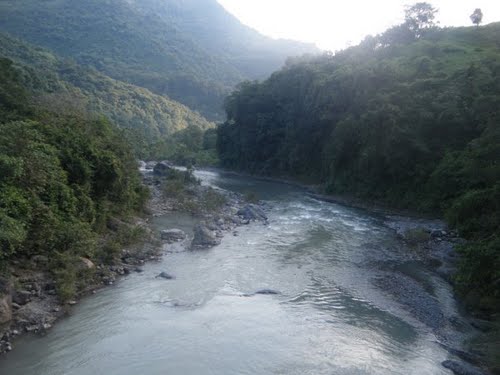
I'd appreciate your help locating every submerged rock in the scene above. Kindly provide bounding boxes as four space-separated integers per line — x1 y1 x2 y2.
243 289 281 297
237 204 267 222
442 360 487 375
255 289 280 295
156 272 175 280
161 229 186 243
191 224 221 249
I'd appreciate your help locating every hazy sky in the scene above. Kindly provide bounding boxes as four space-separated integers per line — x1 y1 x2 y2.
217 0 500 51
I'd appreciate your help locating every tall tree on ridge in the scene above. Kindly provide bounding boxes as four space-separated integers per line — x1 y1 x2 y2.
405 2 439 38
470 8 483 27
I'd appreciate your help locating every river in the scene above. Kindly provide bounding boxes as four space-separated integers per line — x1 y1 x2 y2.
0 169 467 374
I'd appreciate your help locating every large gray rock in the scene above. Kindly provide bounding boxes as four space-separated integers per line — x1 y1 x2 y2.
237 204 267 222
153 161 173 176
191 224 220 249
161 229 186 243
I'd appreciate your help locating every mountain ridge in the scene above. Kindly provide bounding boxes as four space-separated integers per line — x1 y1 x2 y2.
0 32 213 143
0 0 318 119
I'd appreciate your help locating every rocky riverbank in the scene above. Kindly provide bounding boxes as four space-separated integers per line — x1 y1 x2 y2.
0 162 271 356
381 215 494 375
0 218 160 355
142 161 269 250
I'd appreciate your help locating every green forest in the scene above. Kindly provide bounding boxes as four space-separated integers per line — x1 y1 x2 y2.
0 57 148 300
0 33 213 151
218 20 500 312
0 0 316 120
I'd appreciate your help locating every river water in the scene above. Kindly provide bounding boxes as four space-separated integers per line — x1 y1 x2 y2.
0 170 464 374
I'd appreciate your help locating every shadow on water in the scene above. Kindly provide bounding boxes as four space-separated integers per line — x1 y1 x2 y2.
285 276 419 347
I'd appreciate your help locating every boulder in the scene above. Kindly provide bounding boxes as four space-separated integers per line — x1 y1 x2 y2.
237 204 267 222
153 161 173 176
191 224 221 249
12 290 31 306
160 229 186 243
79 257 95 270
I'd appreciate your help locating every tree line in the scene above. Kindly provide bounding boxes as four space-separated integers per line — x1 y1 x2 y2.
0 57 148 300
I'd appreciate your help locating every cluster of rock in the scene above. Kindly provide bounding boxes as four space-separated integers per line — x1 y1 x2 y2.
160 229 187 243
0 272 61 355
188 204 268 250
384 215 464 282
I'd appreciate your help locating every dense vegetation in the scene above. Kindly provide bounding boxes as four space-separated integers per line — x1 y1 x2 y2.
0 57 148 300
0 33 213 149
218 22 500 312
0 0 317 120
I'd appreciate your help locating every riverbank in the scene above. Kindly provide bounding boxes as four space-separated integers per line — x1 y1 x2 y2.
0 162 269 356
0 167 495 374
142 162 269 249
0 217 160 355
206 168 497 375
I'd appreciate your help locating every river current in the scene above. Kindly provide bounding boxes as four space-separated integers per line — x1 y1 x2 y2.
0 169 464 374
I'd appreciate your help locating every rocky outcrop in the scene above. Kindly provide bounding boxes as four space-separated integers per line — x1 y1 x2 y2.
161 229 186 243
191 224 221 249
237 204 268 222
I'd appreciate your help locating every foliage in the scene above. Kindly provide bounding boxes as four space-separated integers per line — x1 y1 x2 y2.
217 21 500 311
198 188 227 212
0 33 214 150
0 58 147 300
0 0 317 120
404 2 439 37
145 127 219 167
470 9 484 27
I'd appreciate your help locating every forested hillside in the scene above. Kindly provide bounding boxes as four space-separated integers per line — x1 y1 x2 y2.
0 33 213 148
0 57 148 300
217 22 500 311
0 0 317 119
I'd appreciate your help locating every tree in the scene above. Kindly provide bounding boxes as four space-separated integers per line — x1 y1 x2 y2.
470 8 483 27
405 2 439 38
